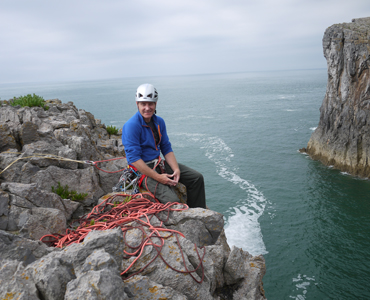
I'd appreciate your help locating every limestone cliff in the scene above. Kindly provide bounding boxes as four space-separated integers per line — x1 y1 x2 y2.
0 99 266 300
305 17 370 177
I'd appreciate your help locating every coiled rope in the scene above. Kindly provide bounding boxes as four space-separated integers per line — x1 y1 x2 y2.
40 193 205 283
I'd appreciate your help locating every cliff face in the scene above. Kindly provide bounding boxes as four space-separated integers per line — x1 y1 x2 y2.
0 100 266 300
306 17 370 177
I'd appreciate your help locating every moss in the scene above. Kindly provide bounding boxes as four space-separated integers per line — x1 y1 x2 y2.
51 182 88 202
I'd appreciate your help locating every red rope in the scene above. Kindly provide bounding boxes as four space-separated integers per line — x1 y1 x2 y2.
91 157 126 173
40 192 205 283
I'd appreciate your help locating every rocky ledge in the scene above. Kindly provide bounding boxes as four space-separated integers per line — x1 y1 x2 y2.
303 17 370 177
0 100 266 299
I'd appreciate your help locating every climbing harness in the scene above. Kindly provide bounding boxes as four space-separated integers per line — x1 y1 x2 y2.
40 193 206 283
112 167 142 194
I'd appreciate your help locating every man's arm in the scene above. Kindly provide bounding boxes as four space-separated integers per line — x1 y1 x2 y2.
131 157 178 187
164 151 180 183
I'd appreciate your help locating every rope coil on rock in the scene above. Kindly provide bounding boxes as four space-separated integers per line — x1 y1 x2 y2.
40 193 206 283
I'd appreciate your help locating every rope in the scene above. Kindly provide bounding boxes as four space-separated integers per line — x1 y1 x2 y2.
91 157 126 173
40 193 205 283
0 151 126 175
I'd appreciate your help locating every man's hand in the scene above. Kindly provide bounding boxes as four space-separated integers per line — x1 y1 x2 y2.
131 157 180 187
164 152 180 185
157 172 178 186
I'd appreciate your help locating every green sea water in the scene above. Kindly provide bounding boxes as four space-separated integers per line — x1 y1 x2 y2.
1 69 370 299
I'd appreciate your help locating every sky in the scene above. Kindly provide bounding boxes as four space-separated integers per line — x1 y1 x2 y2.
1 0 370 83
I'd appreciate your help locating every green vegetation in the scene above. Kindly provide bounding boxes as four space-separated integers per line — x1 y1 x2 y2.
106 125 119 136
51 182 88 202
10 93 49 110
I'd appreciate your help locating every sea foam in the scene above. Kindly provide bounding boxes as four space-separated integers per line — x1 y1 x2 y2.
174 133 268 255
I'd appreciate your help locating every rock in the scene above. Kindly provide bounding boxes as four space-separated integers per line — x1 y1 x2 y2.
0 123 18 151
65 249 128 300
0 259 40 300
18 207 67 240
124 275 187 299
0 99 267 299
62 228 125 275
224 246 253 285
232 254 266 300
25 252 75 300
0 230 54 265
223 246 266 300
20 121 39 146
305 17 370 177
158 206 224 247
1 182 80 220
65 269 129 300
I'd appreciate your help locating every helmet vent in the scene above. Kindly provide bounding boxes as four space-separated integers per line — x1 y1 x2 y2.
135 84 158 102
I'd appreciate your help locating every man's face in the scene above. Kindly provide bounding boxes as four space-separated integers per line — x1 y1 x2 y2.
137 101 156 122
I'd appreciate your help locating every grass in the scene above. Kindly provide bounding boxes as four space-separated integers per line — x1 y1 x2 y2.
10 93 49 110
51 182 88 202
106 125 119 136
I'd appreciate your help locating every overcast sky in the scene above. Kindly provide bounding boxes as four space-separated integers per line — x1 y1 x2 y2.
1 0 369 83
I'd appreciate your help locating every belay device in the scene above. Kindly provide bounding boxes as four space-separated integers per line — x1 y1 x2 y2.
112 167 142 194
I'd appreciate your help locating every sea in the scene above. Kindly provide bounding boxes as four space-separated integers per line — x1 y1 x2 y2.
1 69 370 300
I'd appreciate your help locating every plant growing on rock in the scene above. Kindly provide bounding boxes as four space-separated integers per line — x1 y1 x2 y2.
106 125 119 136
10 93 49 110
51 182 88 202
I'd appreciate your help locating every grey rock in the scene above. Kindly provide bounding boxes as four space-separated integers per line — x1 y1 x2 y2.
0 123 18 151
1 182 80 220
25 251 75 300
25 165 104 206
122 231 214 300
20 121 39 146
7 204 29 231
78 249 120 276
124 275 187 299
159 207 224 247
0 230 54 265
19 207 67 240
0 189 9 217
0 99 267 299
65 269 128 300
232 255 266 300
305 17 370 177
224 246 252 285
96 155 127 194
0 105 21 125
205 244 227 288
0 259 39 300
62 228 125 275
0 151 26 182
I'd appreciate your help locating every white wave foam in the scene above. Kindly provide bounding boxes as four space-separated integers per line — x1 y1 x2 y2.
179 134 267 255
309 127 317 131
289 274 316 300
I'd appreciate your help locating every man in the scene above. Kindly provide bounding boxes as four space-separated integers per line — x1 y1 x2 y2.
121 83 206 208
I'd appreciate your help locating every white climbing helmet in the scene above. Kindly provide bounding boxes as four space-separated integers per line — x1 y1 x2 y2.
135 84 158 102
